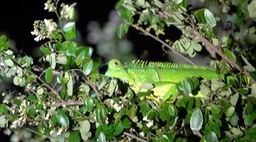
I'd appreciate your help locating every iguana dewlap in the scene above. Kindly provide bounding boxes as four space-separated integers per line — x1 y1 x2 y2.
103 59 221 102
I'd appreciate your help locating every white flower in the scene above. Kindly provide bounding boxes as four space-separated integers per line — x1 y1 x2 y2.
60 3 76 20
146 120 154 128
113 103 122 112
44 19 57 33
31 19 57 42
57 128 63 135
44 0 58 12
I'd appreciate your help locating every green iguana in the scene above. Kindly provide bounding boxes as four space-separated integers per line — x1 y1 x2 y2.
102 59 223 102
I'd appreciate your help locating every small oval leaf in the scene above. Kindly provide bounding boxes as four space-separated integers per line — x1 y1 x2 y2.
83 60 93 75
40 47 51 55
98 132 106 142
57 109 69 128
63 22 77 40
190 108 203 131
45 67 53 83
67 75 73 96
204 9 216 27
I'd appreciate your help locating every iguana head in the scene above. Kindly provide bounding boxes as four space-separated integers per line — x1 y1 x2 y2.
101 59 135 85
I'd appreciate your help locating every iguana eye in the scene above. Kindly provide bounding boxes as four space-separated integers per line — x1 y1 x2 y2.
114 61 120 66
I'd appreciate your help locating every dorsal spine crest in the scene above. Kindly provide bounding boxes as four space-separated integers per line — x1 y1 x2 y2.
128 60 215 71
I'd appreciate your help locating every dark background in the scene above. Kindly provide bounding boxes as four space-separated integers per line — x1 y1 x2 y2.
0 0 173 61
0 0 116 54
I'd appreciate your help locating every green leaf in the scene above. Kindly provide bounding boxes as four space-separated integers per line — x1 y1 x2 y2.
62 41 77 52
190 108 203 131
147 110 155 120
210 104 221 115
4 58 14 67
194 8 216 27
36 86 44 95
229 115 238 126
50 53 56 69
98 132 106 142
206 131 219 142
241 55 255 72
75 46 93 66
230 93 239 106
248 1 256 18
40 47 51 55
231 128 243 136
194 9 207 24
57 109 69 128
117 23 129 39
168 105 178 116
153 0 163 8
252 83 256 97
56 54 67 65
82 59 93 75
209 121 221 137
80 120 91 141
67 75 73 96
86 98 94 112
0 35 9 51
66 43 77 56
28 108 37 117
13 76 21 86
243 113 253 126
96 107 107 124
140 102 151 116
174 0 183 4
45 67 53 83
101 125 114 135
223 49 236 62
75 46 93 58
246 127 256 139
159 104 171 121
122 117 131 128
226 106 235 118
137 0 145 6
115 0 124 9
28 94 37 102
63 22 77 40
0 116 7 128
113 121 124 136
69 131 80 142
204 9 216 27
191 40 202 51
0 104 8 114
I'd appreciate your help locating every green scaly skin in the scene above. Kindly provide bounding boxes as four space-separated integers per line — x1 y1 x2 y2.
104 59 223 102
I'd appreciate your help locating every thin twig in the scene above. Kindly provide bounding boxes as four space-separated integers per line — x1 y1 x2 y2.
33 66 60 75
124 132 148 142
190 27 255 82
37 77 62 99
84 76 103 103
33 66 104 103
56 100 84 107
131 24 196 65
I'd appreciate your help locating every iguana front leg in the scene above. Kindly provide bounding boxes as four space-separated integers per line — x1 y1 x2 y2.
132 82 179 103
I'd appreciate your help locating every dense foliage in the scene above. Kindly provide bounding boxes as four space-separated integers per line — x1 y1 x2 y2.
0 0 256 141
